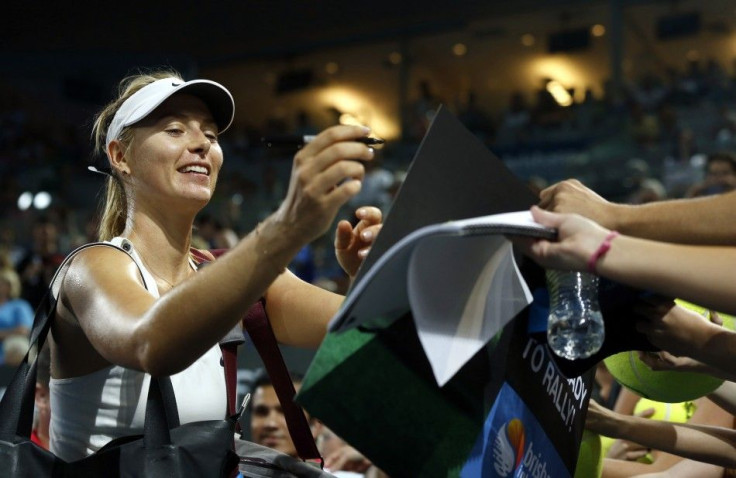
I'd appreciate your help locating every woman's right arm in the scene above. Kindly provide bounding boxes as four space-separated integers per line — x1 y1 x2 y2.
59 125 375 377
58 223 293 378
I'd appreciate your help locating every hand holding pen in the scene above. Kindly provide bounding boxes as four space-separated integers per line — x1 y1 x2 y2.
262 134 385 149
270 125 376 244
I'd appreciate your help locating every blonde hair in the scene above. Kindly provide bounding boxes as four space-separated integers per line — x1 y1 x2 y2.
3 334 30 367
91 69 183 241
0 267 22 299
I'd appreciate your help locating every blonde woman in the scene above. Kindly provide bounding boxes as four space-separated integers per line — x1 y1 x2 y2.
0 267 33 364
48 70 382 460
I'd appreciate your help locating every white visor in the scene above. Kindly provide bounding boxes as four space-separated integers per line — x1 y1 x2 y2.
105 77 235 151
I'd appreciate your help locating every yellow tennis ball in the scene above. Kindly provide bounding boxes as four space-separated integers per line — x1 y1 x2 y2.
574 430 603 478
633 398 691 423
604 300 733 403
629 398 694 464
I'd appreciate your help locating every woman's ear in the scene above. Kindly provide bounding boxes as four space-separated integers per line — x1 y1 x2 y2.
107 140 130 175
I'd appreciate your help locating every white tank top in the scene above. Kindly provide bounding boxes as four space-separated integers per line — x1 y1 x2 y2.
49 237 228 462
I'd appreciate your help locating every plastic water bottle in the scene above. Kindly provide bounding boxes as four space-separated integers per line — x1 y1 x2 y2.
546 269 605 360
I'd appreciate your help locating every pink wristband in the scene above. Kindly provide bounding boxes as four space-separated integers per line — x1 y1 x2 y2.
587 231 620 274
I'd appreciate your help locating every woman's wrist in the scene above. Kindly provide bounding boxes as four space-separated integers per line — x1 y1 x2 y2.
251 216 300 274
587 230 620 274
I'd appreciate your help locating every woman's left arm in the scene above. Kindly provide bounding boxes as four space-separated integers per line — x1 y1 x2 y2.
264 206 383 347
264 270 344 347
334 206 383 281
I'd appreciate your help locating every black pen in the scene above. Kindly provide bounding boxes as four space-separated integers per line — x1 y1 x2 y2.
262 135 385 148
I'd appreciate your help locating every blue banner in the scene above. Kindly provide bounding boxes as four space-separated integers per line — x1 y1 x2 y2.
462 382 568 478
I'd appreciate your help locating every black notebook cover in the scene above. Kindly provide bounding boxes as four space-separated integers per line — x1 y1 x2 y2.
352 105 660 378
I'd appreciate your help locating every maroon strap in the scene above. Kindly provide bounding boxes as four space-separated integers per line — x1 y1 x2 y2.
190 248 240 418
221 344 239 416
196 247 321 462
243 300 322 462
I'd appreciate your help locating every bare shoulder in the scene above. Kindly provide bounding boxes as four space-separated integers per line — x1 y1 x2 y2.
53 245 145 377
58 245 144 321
62 244 141 292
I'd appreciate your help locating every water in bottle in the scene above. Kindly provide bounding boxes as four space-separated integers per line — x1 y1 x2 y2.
546 269 605 360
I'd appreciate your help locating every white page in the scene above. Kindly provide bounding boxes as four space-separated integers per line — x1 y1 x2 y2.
408 236 532 386
329 210 548 346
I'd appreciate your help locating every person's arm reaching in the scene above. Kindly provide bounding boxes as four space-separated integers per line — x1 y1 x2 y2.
706 381 736 417
602 456 725 478
586 399 736 468
634 305 736 381
264 206 382 348
539 179 736 245
516 206 736 316
639 350 736 382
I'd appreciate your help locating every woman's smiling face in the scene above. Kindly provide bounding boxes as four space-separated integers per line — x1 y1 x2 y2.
125 93 224 209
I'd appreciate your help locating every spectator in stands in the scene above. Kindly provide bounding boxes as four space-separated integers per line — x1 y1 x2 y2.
249 370 379 476
407 80 442 141
3 333 29 367
347 157 394 216
293 109 319 137
713 104 736 146
14 215 65 310
685 151 736 198
496 91 531 147
288 243 317 284
621 158 651 199
249 371 304 458
627 103 661 149
626 74 669 113
572 87 604 135
656 102 683 150
457 91 494 144
530 78 565 129
32 344 51 450
622 159 667 204
0 267 33 365
193 213 240 250
628 178 667 204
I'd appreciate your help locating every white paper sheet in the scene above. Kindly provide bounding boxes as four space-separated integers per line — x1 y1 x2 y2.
327 210 551 386
408 237 532 386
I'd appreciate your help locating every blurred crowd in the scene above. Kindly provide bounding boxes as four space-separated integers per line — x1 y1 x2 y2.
2 57 736 360
1 56 736 477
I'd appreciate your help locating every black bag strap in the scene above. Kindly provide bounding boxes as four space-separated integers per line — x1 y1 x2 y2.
0 243 115 439
0 241 190 446
143 376 181 448
0 242 108 441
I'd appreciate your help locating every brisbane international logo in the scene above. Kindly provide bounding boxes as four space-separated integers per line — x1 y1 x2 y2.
493 418 525 477
492 418 525 477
